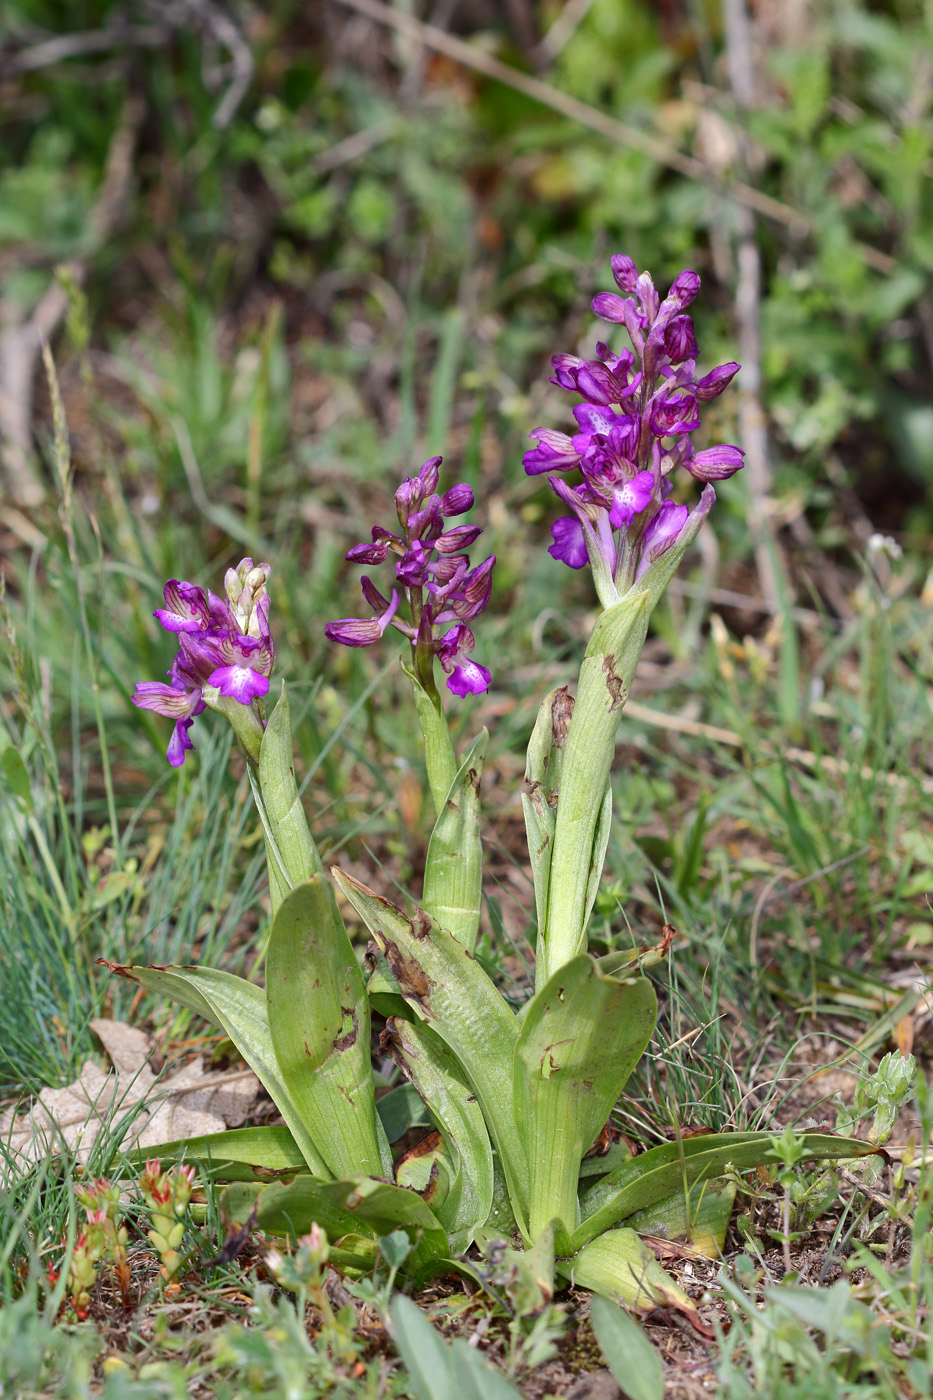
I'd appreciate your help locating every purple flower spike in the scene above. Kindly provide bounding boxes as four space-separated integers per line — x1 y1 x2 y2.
524 252 743 602
328 457 494 697
134 559 276 765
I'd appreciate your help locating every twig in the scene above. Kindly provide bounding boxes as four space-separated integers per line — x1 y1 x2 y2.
331 0 895 274
621 699 933 795
533 0 598 68
179 0 254 129
313 117 397 173
0 24 165 74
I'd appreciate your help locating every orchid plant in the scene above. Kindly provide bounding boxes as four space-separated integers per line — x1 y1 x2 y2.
112 256 875 1322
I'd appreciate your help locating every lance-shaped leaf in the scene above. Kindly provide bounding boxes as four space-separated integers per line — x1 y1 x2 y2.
103 961 329 1178
258 684 322 912
556 1228 701 1326
625 1178 736 1259
391 1296 524 1400
128 1124 307 1182
332 868 528 1236
383 1016 494 1252
421 729 487 953
254 1174 449 1271
222 1177 362 1242
514 956 657 1243
589 1296 664 1400
267 878 390 1180
401 660 457 818
539 592 651 990
573 1130 881 1251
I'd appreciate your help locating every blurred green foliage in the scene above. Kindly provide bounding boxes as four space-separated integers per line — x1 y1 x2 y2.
1 0 931 522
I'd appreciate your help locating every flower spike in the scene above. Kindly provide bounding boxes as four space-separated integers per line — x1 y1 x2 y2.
327 458 494 699
133 561 274 766
524 254 744 607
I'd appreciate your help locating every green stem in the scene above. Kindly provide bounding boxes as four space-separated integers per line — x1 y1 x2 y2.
537 594 651 992
402 658 457 818
208 694 265 768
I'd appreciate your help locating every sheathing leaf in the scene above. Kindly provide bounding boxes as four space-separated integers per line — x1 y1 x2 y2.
332 868 528 1235
421 729 487 952
514 956 656 1243
385 1016 494 1252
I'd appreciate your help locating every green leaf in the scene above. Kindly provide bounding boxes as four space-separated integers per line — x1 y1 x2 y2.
332 868 528 1236
514 956 656 1242
390 1296 453 1400
421 729 487 953
574 1131 879 1250
589 1295 664 1400
385 1016 494 1252
0 745 33 814
255 1175 448 1271
126 1125 308 1181
267 877 389 1179
557 1228 698 1320
401 660 457 817
104 961 329 1178
223 1178 363 1242
624 1179 736 1259
377 1082 431 1142
449 1339 525 1400
539 592 650 989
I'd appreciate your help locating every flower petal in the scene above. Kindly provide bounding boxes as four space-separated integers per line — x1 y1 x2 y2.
548 516 588 568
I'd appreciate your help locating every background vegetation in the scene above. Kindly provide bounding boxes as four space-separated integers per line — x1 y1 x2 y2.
1 1 932 1395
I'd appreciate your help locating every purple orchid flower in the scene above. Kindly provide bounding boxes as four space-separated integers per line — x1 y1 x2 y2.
132 558 275 766
523 255 744 606
326 458 494 699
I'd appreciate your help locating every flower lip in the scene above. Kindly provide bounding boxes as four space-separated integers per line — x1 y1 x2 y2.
154 580 211 633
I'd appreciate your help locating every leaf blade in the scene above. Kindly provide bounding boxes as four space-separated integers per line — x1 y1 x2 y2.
267 877 389 1179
